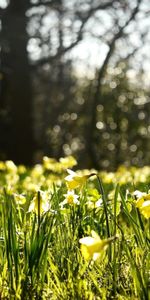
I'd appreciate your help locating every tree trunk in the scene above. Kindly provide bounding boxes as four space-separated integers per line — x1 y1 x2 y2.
1 0 35 165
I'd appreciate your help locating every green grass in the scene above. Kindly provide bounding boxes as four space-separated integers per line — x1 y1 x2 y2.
0 158 150 299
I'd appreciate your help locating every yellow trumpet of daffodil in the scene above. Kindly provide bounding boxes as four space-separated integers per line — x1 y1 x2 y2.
134 190 150 219
65 169 95 190
60 190 79 208
134 190 147 208
79 230 117 261
139 200 150 219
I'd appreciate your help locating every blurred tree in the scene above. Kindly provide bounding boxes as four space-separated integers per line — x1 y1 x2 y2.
85 0 143 168
96 62 150 169
0 0 149 168
0 0 35 164
0 0 116 164
73 60 150 170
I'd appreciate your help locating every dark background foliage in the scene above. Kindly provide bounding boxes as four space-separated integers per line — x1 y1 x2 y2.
0 0 150 170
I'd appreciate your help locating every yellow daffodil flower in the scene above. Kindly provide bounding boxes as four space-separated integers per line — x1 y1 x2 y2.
139 200 150 219
134 190 150 208
133 190 150 218
59 156 77 169
17 165 27 174
0 161 5 171
65 169 95 190
5 160 17 173
43 156 57 171
13 193 26 205
60 190 79 208
79 231 116 261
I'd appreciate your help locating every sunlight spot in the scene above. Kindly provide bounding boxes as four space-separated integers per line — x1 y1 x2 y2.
53 125 61 133
102 132 110 139
96 121 104 130
138 111 145 120
70 113 77 120
97 105 104 112
130 145 137 152
107 143 115 151
63 144 72 155
110 81 117 89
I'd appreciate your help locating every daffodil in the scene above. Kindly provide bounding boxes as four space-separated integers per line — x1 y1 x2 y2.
0 161 5 171
13 193 26 205
60 190 79 207
139 200 150 219
59 156 77 169
65 169 95 190
87 198 103 210
43 156 57 171
17 165 27 174
79 230 116 261
28 190 50 215
22 176 40 192
134 190 150 208
5 160 17 173
133 190 150 218
31 164 44 178
101 171 116 184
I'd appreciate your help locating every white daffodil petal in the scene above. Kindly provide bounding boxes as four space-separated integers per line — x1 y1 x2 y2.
79 237 96 245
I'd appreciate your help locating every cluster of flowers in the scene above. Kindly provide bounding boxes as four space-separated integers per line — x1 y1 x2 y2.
101 165 150 185
28 167 149 262
0 157 150 262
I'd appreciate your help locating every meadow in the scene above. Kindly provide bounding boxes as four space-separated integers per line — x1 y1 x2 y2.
0 156 149 299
